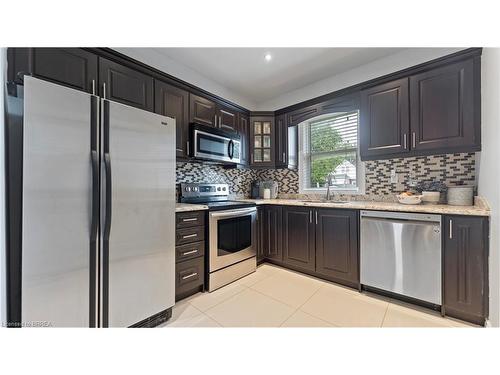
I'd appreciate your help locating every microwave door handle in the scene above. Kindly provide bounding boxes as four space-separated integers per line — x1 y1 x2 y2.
228 139 234 159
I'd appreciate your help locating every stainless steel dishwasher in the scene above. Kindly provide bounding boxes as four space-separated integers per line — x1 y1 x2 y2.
360 210 442 305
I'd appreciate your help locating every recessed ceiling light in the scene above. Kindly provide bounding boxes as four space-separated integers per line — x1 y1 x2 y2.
264 53 272 62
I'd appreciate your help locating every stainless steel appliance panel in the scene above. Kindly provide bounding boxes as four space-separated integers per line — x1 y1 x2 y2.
22 77 94 327
104 99 175 327
360 210 442 305
209 207 257 272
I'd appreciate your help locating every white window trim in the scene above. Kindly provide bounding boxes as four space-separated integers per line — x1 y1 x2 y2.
298 114 365 195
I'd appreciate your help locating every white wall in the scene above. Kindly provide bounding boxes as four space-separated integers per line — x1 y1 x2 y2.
478 48 500 327
255 48 463 111
1 47 7 325
114 48 257 110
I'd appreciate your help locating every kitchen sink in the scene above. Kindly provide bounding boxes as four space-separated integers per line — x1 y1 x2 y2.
298 199 349 204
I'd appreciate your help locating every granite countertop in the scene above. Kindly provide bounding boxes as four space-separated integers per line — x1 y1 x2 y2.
237 197 490 217
175 203 209 212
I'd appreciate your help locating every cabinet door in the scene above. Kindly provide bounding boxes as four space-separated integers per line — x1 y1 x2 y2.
282 207 315 271
256 207 265 262
410 59 479 152
275 114 287 168
444 216 488 324
217 105 238 132
16 48 98 93
315 209 359 286
155 80 189 158
189 93 217 127
250 116 275 167
99 57 154 111
237 113 250 166
360 78 410 159
262 206 283 261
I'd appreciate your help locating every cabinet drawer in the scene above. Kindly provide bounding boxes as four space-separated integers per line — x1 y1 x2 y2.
176 226 205 245
176 257 204 297
176 241 205 263
176 211 205 229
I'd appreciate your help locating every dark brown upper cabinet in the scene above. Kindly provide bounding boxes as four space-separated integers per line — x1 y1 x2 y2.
189 93 217 127
217 104 238 132
444 215 488 325
287 104 320 127
8 48 98 94
275 114 288 168
410 59 479 152
315 209 359 287
154 80 189 158
250 115 275 167
262 206 283 261
237 113 250 166
99 57 154 111
360 78 410 160
282 206 315 272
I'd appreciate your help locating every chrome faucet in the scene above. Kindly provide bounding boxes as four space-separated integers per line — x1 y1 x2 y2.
326 174 333 201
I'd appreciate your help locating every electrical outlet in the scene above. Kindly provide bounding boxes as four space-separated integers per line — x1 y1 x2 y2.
390 169 398 184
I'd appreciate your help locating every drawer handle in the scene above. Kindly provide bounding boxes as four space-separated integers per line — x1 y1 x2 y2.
182 233 198 239
182 218 198 222
182 272 198 280
182 249 198 256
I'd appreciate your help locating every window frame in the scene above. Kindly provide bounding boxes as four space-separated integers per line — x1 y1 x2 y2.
298 111 365 195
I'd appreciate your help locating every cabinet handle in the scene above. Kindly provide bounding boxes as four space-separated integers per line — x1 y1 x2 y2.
309 211 312 223
182 249 198 256
182 233 198 239
315 211 318 225
182 217 198 222
102 83 107 99
92 80 96 95
283 152 286 162
403 134 407 149
214 114 218 127
181 272 198 280
412 132 416 148
449 219 453 239
186 141 190 155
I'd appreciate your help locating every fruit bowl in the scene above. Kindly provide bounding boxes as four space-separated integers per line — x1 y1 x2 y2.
397 194 423 205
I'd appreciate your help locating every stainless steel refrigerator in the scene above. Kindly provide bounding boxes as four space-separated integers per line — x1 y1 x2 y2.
11 76 175 327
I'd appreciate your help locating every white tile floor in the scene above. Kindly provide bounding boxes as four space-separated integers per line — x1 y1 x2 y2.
162 264 476 328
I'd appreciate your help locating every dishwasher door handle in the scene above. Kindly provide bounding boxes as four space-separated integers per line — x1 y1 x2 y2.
361 216 440 227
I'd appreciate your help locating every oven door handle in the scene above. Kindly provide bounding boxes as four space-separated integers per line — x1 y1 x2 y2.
210 207 257 218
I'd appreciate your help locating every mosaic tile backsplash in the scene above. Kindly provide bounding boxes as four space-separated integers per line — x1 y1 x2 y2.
176 152 476 200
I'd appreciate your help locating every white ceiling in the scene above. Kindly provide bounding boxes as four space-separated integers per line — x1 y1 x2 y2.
151 48 406 106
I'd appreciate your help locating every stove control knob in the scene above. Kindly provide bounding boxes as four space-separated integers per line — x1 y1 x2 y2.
185 186 191 192
222 187 226 191
193 187 199 192
217 187 221 191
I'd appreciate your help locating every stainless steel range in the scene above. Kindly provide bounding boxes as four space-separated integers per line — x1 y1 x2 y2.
179 183 257 291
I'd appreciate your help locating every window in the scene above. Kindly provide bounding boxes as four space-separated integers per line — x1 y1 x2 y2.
299 111 364 193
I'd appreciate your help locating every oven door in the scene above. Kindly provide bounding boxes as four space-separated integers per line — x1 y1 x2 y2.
193 128 241 164
209 207 256 272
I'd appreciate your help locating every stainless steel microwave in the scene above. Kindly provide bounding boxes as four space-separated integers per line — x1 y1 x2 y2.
190 123 241 164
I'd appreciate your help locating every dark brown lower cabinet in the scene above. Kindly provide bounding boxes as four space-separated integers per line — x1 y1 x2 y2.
444 215 489 325
256 207 265 263
262 206 283 261
315 209 359 287
282 206 315 271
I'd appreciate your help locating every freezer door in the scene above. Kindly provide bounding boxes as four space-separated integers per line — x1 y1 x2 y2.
102 99 175 327
22 77 98 327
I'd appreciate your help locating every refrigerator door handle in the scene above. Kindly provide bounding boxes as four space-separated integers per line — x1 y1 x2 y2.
90 152 99 240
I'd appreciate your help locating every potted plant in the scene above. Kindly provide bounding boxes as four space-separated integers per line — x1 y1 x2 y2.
415 181 448 205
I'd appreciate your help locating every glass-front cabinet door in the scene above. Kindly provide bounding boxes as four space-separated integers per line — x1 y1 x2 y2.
250 115 275 167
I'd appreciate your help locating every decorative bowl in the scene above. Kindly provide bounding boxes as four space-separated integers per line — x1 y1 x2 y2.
397 194 423 205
